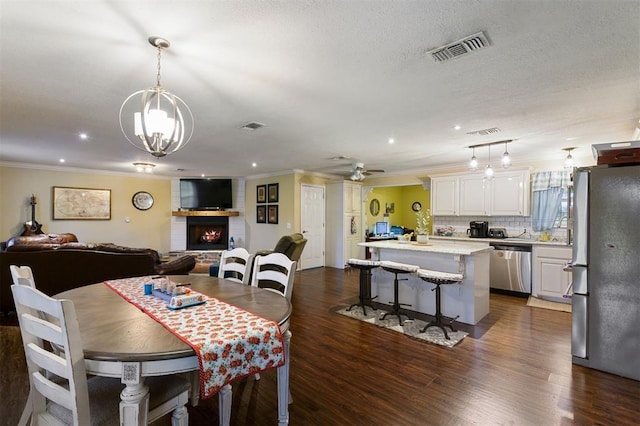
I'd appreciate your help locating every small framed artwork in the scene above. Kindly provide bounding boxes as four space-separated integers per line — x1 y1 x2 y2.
53 186 111 220
267 183 279 203
257 185 267 203
267 205 279 224
257 205 267 223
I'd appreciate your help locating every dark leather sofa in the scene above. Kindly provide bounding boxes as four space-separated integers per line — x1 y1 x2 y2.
1 233 196 315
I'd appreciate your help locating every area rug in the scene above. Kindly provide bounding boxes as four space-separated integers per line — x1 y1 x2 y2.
526 296 572 313
336 306 467 348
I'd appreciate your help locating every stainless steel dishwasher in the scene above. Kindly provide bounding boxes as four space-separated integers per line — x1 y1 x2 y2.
489 243 532 294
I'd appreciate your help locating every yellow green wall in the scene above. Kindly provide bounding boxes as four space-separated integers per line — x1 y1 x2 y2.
365 184 430 234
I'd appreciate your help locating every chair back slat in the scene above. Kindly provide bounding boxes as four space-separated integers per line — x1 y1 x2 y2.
250 253 296 300
218 248 254 284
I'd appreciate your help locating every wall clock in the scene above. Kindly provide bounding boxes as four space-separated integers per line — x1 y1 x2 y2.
411 201 422 212
132 191 154 211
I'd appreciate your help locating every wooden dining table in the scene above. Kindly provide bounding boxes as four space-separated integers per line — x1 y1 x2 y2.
55 274 293 426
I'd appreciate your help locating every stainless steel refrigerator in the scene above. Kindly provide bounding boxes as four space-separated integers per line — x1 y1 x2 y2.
571 164 640 381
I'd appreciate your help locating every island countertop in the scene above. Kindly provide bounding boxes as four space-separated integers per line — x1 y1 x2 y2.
359 240 494 256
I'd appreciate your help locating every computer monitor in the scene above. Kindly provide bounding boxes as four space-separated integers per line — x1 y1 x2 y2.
375 221 390 235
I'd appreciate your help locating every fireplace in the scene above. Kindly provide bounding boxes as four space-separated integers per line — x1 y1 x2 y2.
186 216 229 250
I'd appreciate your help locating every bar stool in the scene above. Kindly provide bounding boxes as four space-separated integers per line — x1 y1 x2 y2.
416 268 463 339
379 261 419 325
347 258 381 315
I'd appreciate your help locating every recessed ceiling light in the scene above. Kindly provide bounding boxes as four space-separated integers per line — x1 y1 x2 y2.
388 138 395 144
59 158 65 163
252 162 257 167
454 125 462 130
566 137 578 141
79 132 88 140
201 173 205 177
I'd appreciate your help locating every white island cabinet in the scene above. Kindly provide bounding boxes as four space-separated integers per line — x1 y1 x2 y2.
360 240 493 325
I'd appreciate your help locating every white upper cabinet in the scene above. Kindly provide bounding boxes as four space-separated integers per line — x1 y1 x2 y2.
488 171 530 216
430 176 459 215
431 170 530 216
458 175 487 216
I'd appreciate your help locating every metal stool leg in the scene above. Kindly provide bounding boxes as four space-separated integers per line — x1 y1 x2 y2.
381 272 411 325
348 266 378 315
420 283 459 339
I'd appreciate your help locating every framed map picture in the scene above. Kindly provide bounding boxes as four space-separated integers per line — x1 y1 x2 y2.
53 186 111 220
267 183 279 203
257 205 267 223
267 205 278 224
256 185 267 203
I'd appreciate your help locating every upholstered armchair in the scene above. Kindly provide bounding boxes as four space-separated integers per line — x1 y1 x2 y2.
256 233 308 262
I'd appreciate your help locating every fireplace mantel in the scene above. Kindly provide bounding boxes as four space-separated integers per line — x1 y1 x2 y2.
172 211 240 217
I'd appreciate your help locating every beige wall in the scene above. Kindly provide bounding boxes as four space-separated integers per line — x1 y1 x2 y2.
1 165 172 253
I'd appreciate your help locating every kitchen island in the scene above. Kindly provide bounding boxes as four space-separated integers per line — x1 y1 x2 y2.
359 240 493 325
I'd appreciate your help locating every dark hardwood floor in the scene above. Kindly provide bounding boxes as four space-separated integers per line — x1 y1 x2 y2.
2 267 639 425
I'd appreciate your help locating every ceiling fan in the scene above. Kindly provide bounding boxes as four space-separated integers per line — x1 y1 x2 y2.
349 162 385 181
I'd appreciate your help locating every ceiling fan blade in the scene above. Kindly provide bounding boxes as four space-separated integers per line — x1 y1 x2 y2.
365 169 385 173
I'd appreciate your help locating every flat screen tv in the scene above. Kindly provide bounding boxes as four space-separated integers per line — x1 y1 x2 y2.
180 178 233 210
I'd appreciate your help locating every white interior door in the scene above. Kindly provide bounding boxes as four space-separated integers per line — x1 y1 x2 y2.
300 184 325 269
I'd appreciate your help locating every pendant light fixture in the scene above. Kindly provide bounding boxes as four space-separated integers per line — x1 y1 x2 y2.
467 139 514 178
119 37 194 158
469 147 478 170
485 144 494 180
501 141 511 168
563 147 576 169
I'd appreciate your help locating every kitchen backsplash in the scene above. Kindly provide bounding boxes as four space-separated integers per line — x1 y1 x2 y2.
432 216 568 242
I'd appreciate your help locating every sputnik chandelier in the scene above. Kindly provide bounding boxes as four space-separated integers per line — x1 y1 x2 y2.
468 139 513 179
119 36 194 158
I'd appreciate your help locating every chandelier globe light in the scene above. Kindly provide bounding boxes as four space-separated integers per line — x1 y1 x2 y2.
119 36 194 158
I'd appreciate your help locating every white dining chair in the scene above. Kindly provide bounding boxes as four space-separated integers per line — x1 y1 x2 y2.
218 248 254 285
250 252 296 300
10 264 36 288
11 284 191 426
249 252 296 386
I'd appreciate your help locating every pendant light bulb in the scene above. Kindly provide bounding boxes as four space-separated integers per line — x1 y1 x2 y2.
485 144 494 179
564 148 576 169
469 148 478 170
502 142 511 168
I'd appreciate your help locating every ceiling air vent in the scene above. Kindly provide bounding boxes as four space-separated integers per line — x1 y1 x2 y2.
428 31 490 63
241 121 266 130
466 127 501 136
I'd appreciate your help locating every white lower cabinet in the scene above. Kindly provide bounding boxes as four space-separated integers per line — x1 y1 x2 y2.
532 246 572 302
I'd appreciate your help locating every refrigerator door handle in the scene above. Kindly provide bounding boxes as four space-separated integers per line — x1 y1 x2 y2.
572 265 588 295
572 294 588 359
572 170 589 266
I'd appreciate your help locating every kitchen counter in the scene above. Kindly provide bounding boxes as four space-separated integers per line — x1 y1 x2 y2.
359 239 490 325
359 239 494 255
429 235 570 247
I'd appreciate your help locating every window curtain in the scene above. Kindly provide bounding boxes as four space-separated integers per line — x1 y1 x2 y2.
531 171 570 232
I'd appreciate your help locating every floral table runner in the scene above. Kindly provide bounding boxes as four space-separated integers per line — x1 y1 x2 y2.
104 276 285 398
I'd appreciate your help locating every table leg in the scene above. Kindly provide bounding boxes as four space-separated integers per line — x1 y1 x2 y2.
218 384 232 426
119 362 149 426
277 330 292 425
120 382 150 425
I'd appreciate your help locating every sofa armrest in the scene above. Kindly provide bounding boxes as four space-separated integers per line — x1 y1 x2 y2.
155 254 197 275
